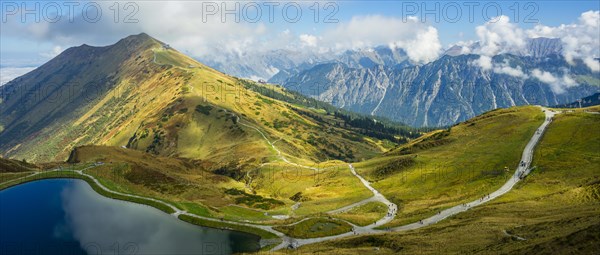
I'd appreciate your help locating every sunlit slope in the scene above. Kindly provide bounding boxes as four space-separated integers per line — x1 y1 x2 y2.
0 33 175 161
66 146 375 222
352 106 545 226
67 145 245 208
0 33 398 166
0 158 37 173
0 157 38 185
289 108 600 254
122 37 401 169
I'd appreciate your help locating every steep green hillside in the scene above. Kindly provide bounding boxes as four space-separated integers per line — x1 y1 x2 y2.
63 145 375 221
0 157 38 185
0 158 37 173
353 106 545 226
0 34 421 225
66 146 248 211
0 33 172 162
0 34 415 168
269 108 600 254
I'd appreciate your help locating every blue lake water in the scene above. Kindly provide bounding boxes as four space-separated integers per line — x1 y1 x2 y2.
0 179 260 254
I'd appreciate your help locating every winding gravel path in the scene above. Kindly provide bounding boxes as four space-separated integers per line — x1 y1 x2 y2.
180 72 559 249
272 107 558 250
1 104 557 252
389 108 556 232
0 166 287 241
328 164 398 228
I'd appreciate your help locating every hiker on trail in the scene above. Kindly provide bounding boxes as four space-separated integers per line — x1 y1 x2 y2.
419 220 423 224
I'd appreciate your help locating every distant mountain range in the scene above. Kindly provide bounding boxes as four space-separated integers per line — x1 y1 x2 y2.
282 54 598 127
201 37 597 127
554 92 600 108
268 46 412 85
198 49 330 81
444 37 564 58
197 46 411 82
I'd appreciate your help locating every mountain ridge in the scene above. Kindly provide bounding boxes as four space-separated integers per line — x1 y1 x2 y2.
280 53 599 127
0 33 414 165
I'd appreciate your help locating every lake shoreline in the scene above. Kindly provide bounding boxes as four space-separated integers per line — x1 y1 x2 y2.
0 171 274 245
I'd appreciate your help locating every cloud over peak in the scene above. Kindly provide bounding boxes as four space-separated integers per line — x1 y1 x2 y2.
321 15 442 64
475 15 527 56
531 69 578 94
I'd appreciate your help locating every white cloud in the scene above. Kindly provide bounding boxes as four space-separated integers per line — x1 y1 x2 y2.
493 60 528 78
248 75 263 82
562 73 578 87
1 1 270 58
40 46 63 58
391 26 442 64
449 40 475 55
299 34 318 47
527 11 600 72
475 55 493 70
583 57 600 72
470 15 529 70
321 15 442 64
475 15 527 57
265 66 280 77
0 67 36 86
2 2 597 73
531 69 578 94
469 12 599 73
2 3 445 65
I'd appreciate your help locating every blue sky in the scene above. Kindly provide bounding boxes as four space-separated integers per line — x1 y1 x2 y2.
1 0 599 68
287 1 600 44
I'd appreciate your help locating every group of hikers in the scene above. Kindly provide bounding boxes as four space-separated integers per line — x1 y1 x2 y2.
348 154 535 240
517 160 528 179
386 204 396 218
480 194 491 201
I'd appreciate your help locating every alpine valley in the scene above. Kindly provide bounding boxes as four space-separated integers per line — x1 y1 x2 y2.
201 38 600 127
1 34 598 254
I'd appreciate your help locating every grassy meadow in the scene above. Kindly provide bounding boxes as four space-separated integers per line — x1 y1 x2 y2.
352 106 545 227
262 107 600 254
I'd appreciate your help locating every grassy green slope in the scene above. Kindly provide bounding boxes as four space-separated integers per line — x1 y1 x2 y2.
0 157 38 184
1 33 415 169
0 157 38 173
0 33 173 162
352 106 545 227
0 34 425 229
271 108 600 254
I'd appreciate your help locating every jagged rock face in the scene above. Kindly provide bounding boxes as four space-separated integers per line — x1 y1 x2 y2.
283 54 599 127
269 46 411 85
285 63 391 115
198 49 330 81
444 38 563 58
198 45 411 83
523 37 563 58
337 46 410 69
